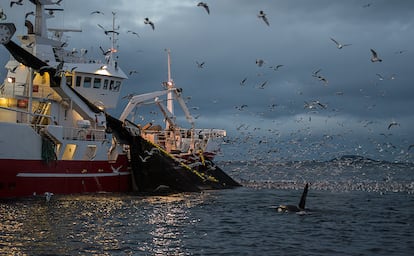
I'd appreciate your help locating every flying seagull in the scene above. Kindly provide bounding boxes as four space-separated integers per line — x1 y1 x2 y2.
257 10 269 26
91 10 104 15
127 30 140 37
255 58 265 67
10 0 23 8
139 155 151 162
270 64 284 71
144 18 155 30
370 49 382 62
0 9 6 20
312 68 322 77
330 37 352 49
387 121 399 130
240 77 247 86
258 80 268 89
196 61 205 68
197 2 210 15
129 70 138 76
25 11 35 19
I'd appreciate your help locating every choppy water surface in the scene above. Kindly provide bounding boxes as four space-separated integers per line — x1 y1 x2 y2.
1 160 413 255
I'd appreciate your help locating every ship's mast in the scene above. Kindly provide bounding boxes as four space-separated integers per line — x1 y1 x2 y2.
107 12 119 67
34 2 44 36
165 49 174 129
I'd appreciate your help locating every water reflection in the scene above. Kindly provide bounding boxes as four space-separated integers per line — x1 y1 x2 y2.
140 193 208 255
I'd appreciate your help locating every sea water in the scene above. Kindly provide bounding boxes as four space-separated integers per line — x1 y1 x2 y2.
1 160 413 255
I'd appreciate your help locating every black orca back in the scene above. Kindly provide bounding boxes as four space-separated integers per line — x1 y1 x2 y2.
298 183 309 210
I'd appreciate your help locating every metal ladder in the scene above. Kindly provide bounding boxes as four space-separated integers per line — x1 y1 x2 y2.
31 101 49 125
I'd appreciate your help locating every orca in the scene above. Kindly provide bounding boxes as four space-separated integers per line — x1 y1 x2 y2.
277 183 309 213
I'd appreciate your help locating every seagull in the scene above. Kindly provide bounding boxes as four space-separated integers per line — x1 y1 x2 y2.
304 100 327 110
129 70 139 76
258 10 270 26
139 155 151 162
10 0 23 8
111 165 123 173
387 121 399 130
316 75 328 85
144 18 155 30
311 69 328 85
240 77 247 86
91 10 104 15
312 68 322 77
144 147 160 156
97 24 110 35
376 73 384 80
394 50 407 54
196 61 205 68
44 192 54 202
314 100 327 109
270 64 284 71
235 104 248 111
25 11 34 19
370 49 382 62
258 80 268 89
127 30 140 38
256 58 265 67
0 9 6 20
197 2 210 15
54 61 65 77
330 37 352 49
362 3 372 8
8 65 18 73
53 0 63 6
99 46 111 56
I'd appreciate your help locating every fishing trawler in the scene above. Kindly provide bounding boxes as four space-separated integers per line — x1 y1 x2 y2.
0 0 239 198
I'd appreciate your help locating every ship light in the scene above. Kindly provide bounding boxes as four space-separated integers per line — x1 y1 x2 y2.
7 77 15 83
96 65 110 75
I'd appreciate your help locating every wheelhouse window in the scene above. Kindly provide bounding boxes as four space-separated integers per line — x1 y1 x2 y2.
113 81 121 92
103 79 109 90
109 80 121 92
83 77 91 88
93 78 101 89
66 75 73 87
75 76 82 87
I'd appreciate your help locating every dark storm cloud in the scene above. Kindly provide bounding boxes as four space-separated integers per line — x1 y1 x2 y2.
1 0 413 161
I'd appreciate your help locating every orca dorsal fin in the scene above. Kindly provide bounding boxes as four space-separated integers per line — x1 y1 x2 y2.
298 183 309 210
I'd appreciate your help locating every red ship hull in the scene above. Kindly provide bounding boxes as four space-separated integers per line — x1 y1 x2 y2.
0 155 131 198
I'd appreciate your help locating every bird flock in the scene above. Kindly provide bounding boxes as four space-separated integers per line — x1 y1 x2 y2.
2 1 413 163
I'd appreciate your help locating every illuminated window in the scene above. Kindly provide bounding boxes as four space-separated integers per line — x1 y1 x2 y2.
62 144 77 160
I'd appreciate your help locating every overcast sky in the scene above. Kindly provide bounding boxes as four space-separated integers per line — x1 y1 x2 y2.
1 0 414 162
